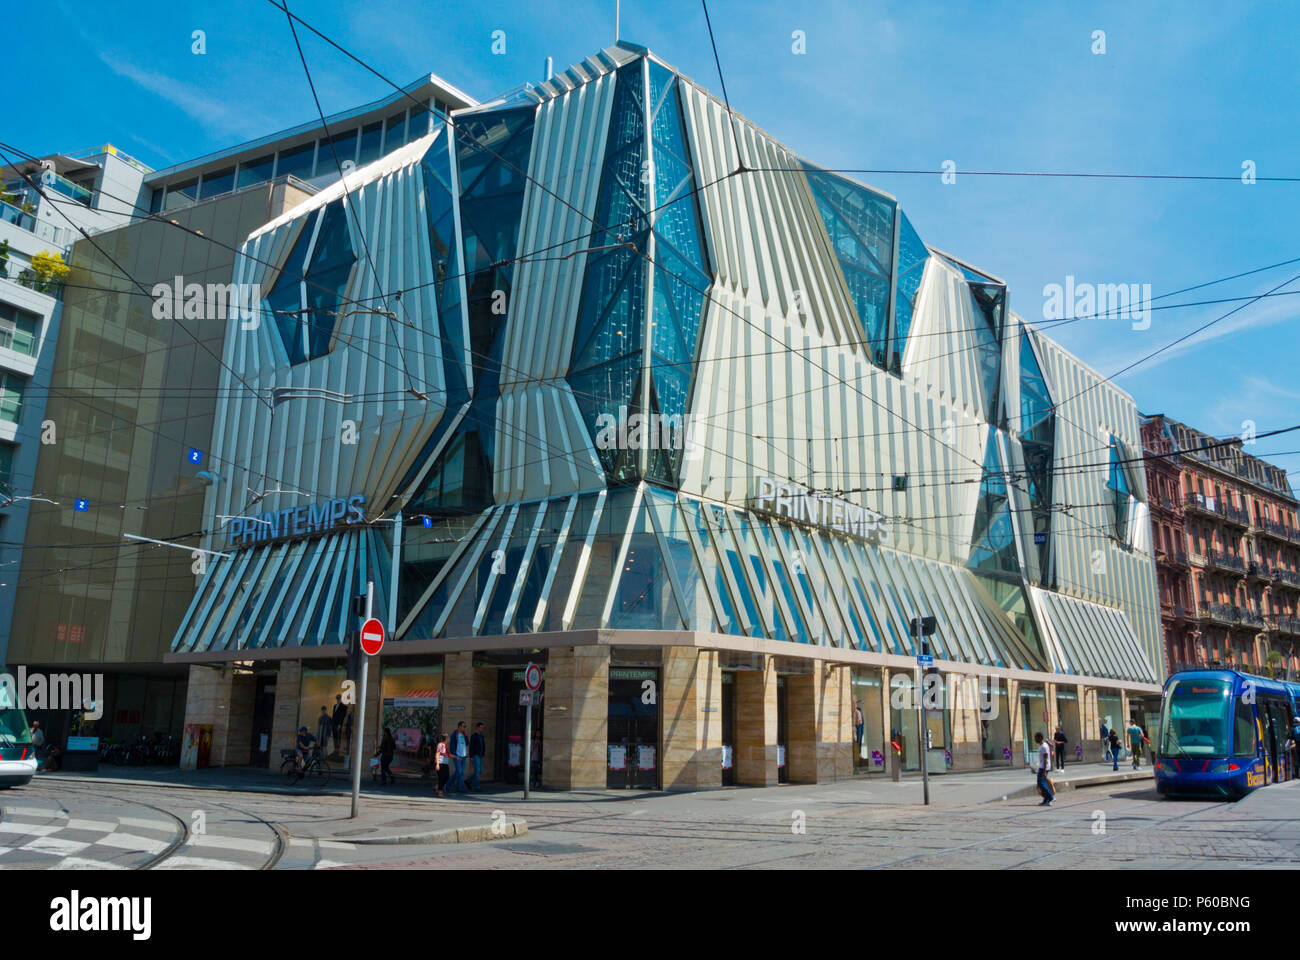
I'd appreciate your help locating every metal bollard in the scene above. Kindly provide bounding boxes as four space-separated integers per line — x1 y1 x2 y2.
890 749 901 782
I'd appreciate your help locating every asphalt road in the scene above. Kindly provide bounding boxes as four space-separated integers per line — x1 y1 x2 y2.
3 773 1297 870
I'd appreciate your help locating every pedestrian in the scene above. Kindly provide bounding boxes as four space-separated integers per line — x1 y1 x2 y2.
1033 732 1054 806
1099 719 1109 762
853 701 864 756
1126 718 1144 770
1052 724 1067 771
332 694 348 753
316 706 332 757
1267 715 1280 783
377 726 396 785
30 721 45 771
435 734 450 797
1291 718 1300 781
1107 726 1122 771
448 720 469 793
467 721 486 791
342 709 353 755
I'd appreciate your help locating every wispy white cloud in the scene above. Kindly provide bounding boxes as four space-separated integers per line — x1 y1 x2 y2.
97 52 275 140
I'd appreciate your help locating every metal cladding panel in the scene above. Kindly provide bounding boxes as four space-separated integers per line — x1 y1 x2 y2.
678 283 985 569
203 134 452 546
1029 586 1157 684
492 66 613 503
1028 329 1163 679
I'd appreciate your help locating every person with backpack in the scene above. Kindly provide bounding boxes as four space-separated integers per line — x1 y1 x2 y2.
1033 732 1054 806
1126 719 1145 770
1107 726 1122 771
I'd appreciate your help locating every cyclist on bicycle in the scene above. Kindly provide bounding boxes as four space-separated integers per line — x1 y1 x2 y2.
296 726 317 771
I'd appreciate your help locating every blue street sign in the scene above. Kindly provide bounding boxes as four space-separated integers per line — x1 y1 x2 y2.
187 447 203 465
422 516 432 528
1034 532 1047 545
917 653 934 667
74 498 89 511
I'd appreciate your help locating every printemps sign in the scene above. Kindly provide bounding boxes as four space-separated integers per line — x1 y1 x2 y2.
226 494 367 548
751 478 891 544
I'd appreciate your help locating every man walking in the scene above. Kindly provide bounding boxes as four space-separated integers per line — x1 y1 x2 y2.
1126 718 1144 770
448 720 470 794
332 694 348 754
1108 726 1122 771
1052 724 1067 771
467 721 487 791
1034 732 1054 806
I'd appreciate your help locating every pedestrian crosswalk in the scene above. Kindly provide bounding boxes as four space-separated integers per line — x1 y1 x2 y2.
0 804 289 870
0 802 367 869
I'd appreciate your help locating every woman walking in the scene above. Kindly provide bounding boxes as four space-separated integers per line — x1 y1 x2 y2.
435 733 451 798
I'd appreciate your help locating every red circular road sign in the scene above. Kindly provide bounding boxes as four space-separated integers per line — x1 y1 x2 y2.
360 618 385 656
524 663 542 691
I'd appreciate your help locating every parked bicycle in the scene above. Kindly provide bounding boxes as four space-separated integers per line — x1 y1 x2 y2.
281 745 330 787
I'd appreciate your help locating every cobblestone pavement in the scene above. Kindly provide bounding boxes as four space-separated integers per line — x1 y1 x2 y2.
334 780 1300 871
4 775 1296 870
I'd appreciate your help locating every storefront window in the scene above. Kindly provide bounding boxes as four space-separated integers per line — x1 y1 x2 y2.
380 663 444 778
851 669 884 772
298 667 348 757
981 681 1011 764
1019 684 1047 764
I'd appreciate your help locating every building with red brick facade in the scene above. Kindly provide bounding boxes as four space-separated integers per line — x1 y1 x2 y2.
1141 414 1300 678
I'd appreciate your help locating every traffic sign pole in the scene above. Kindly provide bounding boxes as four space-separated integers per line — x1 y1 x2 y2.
916 617 930 807
522 662 539 800
350 580 374 819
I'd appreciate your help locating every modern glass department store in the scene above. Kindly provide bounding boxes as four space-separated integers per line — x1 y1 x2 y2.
167 43 1163 788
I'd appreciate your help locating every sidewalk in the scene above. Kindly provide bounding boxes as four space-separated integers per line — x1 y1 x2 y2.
36 763 530 845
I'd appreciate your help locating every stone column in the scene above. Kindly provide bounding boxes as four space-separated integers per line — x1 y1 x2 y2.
182 664 230 766
662 647 722 790
735 655 777 786
223 672 256 766
269 660 303 766
818 664 852 782
543 646 609 790
786 673 817 783
472 663 498 782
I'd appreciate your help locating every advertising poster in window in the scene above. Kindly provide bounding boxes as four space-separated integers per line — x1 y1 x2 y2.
608 744 627 770
298 667 347 757
380 664 443 777
637 745 655 771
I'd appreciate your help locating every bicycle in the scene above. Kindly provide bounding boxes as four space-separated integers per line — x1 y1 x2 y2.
281 746 330 787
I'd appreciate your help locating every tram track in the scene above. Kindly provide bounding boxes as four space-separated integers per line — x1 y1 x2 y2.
11 780 288 870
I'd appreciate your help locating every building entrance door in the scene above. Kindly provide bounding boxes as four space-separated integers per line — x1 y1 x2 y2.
607 669 659 789
889 675 921 771
496 669 542 786
250 675 276 768
721 671 736 786
776 675 789 783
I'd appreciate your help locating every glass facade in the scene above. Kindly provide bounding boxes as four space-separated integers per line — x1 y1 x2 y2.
568 59 712 485
804 165 895 366
264 198 357 364
1018 329 1056 581
405 107 536 516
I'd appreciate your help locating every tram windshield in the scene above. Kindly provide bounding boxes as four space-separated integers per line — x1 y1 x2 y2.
1160 679 1232 757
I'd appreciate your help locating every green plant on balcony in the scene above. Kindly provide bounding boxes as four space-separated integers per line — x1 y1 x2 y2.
26 249 69 294
0 239 8 275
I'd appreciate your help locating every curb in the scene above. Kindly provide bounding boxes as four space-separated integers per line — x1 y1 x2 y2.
38 772 494 806
997 770 1153 802
340 820 529 845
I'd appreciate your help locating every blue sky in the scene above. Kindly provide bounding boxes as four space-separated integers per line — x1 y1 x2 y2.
13 0 1299 482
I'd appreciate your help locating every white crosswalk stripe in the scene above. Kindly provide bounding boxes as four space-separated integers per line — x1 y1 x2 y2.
155 856 256 870
0 822 62 837
188 834 274 855
94 832 171 855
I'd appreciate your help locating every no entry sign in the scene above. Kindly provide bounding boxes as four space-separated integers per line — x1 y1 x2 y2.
360 617 385 656
524 663 542 691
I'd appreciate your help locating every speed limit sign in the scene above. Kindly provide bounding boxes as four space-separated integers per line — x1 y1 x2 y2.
524 663 542 691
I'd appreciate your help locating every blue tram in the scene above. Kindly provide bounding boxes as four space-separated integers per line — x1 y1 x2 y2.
1155 669 1300 799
